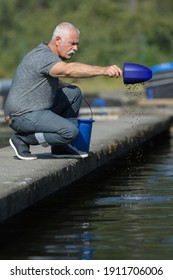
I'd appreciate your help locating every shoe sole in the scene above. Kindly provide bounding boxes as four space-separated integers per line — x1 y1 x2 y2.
51 153 88 159
9 139 37 160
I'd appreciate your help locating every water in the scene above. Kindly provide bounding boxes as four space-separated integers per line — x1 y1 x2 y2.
0 132 173 260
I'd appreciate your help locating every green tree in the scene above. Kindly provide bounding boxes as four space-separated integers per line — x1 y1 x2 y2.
0 0 173 77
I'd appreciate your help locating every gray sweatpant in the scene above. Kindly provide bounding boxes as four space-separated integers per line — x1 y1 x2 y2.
9 85 82 145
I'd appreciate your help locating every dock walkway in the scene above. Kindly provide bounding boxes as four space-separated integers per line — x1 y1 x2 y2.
0 115 171 223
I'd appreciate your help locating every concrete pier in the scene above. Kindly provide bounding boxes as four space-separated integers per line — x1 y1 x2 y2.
0 115 172 223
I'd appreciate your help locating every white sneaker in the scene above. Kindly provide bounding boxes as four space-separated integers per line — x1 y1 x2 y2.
9 135 37 160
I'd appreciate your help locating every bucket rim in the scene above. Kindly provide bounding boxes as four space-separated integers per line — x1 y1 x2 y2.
77 118 95 123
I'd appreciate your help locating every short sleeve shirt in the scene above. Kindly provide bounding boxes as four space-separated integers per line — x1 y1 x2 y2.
4 42 62 117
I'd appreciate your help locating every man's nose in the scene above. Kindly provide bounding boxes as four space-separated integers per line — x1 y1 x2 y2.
73 45 78 51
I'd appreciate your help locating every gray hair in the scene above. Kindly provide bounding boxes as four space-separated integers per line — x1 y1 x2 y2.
51 22 80 41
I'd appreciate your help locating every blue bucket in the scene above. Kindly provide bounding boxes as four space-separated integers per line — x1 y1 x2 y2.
123 63 152 84
72 119 95 152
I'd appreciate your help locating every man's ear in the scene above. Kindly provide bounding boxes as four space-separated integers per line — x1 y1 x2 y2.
55 36 61 46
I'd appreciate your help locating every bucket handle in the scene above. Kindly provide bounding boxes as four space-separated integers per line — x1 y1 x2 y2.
82 96 94 120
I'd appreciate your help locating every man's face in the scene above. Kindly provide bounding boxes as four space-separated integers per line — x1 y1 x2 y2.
56 29 80 60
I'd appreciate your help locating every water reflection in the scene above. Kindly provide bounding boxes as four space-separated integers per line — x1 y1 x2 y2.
0 133 173 260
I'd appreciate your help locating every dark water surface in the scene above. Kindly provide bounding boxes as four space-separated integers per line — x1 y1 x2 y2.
0 132 173 260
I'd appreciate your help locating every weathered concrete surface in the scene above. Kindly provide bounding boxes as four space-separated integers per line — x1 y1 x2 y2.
0 115 171 223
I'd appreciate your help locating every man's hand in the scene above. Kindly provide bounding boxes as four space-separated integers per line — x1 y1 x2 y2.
104 65 123 78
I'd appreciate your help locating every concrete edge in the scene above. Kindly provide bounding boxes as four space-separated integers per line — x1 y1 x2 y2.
0 116 171 223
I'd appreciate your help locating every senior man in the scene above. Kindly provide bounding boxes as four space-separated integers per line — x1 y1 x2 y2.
4 22 122 160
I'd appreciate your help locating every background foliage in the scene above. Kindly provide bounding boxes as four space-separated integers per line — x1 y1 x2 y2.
0 0 173 78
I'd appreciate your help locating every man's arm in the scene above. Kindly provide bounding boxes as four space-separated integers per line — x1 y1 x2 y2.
49 61 122 78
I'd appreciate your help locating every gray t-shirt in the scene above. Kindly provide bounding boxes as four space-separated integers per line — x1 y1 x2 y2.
4 42 61 117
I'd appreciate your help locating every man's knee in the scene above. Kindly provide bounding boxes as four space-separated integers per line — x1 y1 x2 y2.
63 124 79 141
54 123 79 145
44 124 79 145
72 85 82 97
63 85 82 101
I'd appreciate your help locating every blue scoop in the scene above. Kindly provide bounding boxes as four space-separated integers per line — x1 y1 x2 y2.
123 63 152 84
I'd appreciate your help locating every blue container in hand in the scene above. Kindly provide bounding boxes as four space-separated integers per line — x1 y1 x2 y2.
123 63 152 84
